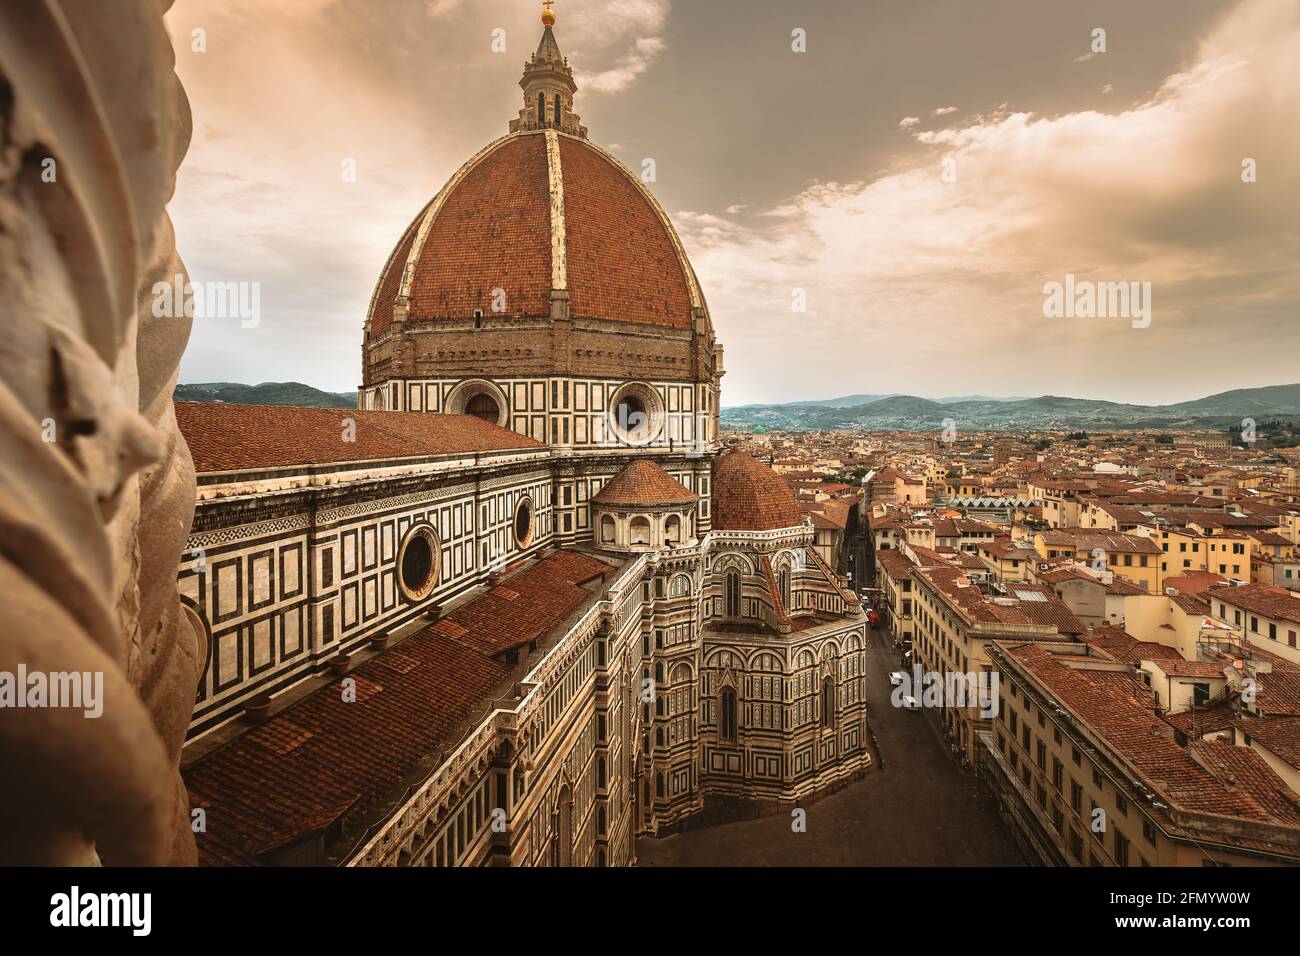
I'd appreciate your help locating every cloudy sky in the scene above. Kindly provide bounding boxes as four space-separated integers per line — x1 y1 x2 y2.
166 0 1300 407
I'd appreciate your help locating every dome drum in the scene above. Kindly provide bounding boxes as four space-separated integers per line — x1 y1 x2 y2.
594 507 693 553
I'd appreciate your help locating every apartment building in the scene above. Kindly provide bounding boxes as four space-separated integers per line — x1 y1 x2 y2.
1034 529 1164 594
908 566 1071 763
1155 525 1252 580
982 640 1300 866
1208 584 1300 665
978 536 1038 582
1026 479 1092 528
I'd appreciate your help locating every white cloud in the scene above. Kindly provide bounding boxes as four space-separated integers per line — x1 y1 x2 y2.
898 116 921 129
424 0 463 18
932 105 958 116
165 0 679 390
570 0 671 94
679 0 1300 405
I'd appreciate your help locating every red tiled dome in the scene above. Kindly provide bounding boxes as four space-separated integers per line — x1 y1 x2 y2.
712 450 804 532
367 131 702 335
593 460 696 508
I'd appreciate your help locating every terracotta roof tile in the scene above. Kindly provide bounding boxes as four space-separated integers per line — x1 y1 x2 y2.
1214 584 1300 625
1239 716 1300 768
1081 626 1185 664
176 402 541 473
368 132 696 333
430 550 615 657
406 135 552 325
1164 700 1239 737
712 450 803 532
592 460 695 507
874 548 916 580
1039 529 1163 555
184 630 511 865
1001 642 1300 838
1255 670 1300 717
559 137 693 328
183 549 615 866
368 221 420 335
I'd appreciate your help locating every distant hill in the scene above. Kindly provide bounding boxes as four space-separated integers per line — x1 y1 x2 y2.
728 392 1026 409
786 393 899 408
1166 383 1300 417
858 395 948 417
727 393 899 409
175 382 356 409
934 394 1030 404
722 384 1300 431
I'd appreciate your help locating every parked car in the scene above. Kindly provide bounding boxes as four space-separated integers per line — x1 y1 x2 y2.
899 695 921 711
889 671 906 687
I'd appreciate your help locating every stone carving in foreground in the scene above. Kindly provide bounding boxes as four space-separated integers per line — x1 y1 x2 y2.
0 0 199 864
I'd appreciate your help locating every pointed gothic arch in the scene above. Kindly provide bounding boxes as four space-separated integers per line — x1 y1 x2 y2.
725 569 741 617
552 783 573 866
720 685 737 742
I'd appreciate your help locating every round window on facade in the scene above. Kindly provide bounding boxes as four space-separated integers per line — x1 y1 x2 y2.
608 383 662 446
466 393 500 424
182 602 211 682
398 525 441 602
448 380 508 427
513 497 535 549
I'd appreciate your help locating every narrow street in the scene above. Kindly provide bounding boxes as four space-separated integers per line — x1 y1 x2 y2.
637 623 1027 866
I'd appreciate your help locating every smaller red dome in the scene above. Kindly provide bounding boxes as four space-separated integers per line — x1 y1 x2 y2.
593 460 695 508
712 450 803 531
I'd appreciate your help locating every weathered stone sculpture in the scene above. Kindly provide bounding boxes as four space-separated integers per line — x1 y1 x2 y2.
0 0 198 864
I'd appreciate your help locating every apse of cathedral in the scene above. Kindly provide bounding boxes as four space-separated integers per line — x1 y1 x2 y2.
164 7 871 868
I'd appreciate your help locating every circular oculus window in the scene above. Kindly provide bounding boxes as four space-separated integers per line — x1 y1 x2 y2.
513 496 535 549
449 380 508 428
465 392 501 424
398 526 441 602
607 383 662 446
